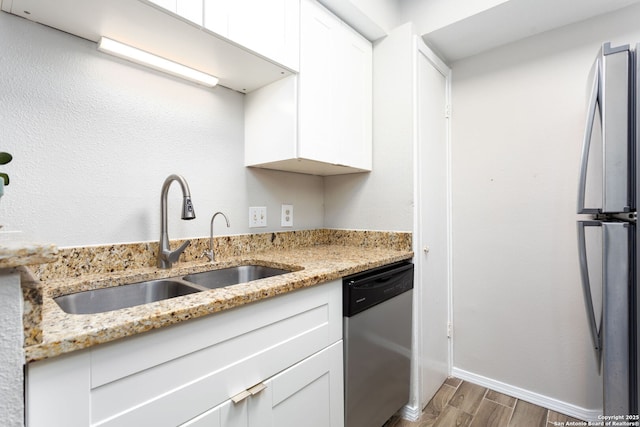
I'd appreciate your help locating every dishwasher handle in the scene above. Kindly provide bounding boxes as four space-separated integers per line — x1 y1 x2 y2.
345 262 414 287
347 276 393 290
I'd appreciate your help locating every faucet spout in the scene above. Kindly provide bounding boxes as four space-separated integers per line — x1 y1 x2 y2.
206 212 230 262
158 174 196 269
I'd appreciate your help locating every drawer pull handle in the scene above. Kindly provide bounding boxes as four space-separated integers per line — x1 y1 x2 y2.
231 382 267 404
248 383 266 396
231 390 251 404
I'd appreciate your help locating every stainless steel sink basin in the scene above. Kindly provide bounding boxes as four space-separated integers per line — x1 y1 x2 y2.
183 265 291 289
54 265 293 315
54 279 203 315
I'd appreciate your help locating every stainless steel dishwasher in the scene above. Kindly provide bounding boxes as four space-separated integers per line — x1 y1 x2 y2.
343 261 414 427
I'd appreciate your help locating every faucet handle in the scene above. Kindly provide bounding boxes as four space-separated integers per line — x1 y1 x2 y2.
166 240 191 264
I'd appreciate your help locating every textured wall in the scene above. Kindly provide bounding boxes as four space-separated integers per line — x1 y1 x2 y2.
0 272 23 427
0 12 324 248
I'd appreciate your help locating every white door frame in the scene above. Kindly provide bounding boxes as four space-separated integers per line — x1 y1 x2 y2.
410 35 453 414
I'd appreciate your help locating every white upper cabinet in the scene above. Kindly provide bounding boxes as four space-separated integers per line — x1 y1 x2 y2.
176 0 203 25
204 0 300 71
149 0 203 25
245 0 372 175
152 0 301 72
148 0 204 25
2 0 298 92
298 0 372 170
148 0 176 13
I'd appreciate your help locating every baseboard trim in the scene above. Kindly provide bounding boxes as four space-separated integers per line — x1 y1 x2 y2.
451 368 602 422
399 403 421 422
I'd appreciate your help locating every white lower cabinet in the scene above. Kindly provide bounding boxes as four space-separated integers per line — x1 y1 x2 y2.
25 280 343 427
181 342 343 427
180 395 246 427
265 341 343 427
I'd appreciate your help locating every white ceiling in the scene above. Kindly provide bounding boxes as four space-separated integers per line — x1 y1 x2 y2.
322 0 640 63
423 0 640 62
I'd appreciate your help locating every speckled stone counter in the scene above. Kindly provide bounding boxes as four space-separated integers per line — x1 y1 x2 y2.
0 241 58 269
0 241 57 346
0 241 57 427
27 230 413 363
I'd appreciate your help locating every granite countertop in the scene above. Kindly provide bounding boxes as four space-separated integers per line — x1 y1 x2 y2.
28 244 413 363
0 241 58 270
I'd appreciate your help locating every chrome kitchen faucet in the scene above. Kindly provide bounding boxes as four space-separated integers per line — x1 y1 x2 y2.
206 211 230 262
157 174 196 269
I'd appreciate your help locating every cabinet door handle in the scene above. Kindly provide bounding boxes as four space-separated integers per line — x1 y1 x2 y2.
231 389 252 404
248 382 266 396
231 382 267 404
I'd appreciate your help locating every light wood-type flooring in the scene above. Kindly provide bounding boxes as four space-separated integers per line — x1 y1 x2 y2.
383 377 584 427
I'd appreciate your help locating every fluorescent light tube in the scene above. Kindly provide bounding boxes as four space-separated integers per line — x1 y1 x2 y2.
97 37 219 88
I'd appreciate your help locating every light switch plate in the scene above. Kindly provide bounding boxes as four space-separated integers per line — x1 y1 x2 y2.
249 206 267 228
281 204 293 227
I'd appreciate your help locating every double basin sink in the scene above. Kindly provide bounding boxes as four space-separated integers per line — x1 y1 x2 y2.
54 265 292 315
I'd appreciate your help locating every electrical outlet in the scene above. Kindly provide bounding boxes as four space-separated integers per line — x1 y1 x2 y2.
249 206 267 228
281 204 293 227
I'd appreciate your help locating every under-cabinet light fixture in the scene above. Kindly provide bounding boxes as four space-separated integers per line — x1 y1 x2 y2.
97 37 219 88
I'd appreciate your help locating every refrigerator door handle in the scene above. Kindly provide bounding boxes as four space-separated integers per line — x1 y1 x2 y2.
577 220 602 369
577 59 601 215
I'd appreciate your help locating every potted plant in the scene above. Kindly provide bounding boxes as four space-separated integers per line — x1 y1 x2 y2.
0 152 12 197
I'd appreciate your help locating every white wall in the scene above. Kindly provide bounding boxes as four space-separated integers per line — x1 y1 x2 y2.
450 3 640 414
0 12 324 248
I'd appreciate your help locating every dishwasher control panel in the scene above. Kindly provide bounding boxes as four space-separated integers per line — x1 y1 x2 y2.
343 261 414 317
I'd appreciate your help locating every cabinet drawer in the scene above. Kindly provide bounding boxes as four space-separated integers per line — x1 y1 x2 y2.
180 399 244 427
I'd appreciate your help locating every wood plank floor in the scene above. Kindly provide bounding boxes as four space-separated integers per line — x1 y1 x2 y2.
383 378 584 427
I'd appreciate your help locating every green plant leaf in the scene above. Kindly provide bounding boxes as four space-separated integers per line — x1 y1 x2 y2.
0 173 9 186
0 152 12 165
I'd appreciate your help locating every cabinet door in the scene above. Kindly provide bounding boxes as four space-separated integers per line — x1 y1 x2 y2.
298 0 372 170
180 399 248 427
333 24 372 170
297 0 338 165
176 0 203 25
227 0 299 71
203 0 231 38
249 341 344 427
26 351 91 427
203 0 299 71
148 0 203 25
148 0 176 12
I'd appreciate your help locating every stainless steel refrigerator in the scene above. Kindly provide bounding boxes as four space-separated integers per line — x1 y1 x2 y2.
578 42 638 416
